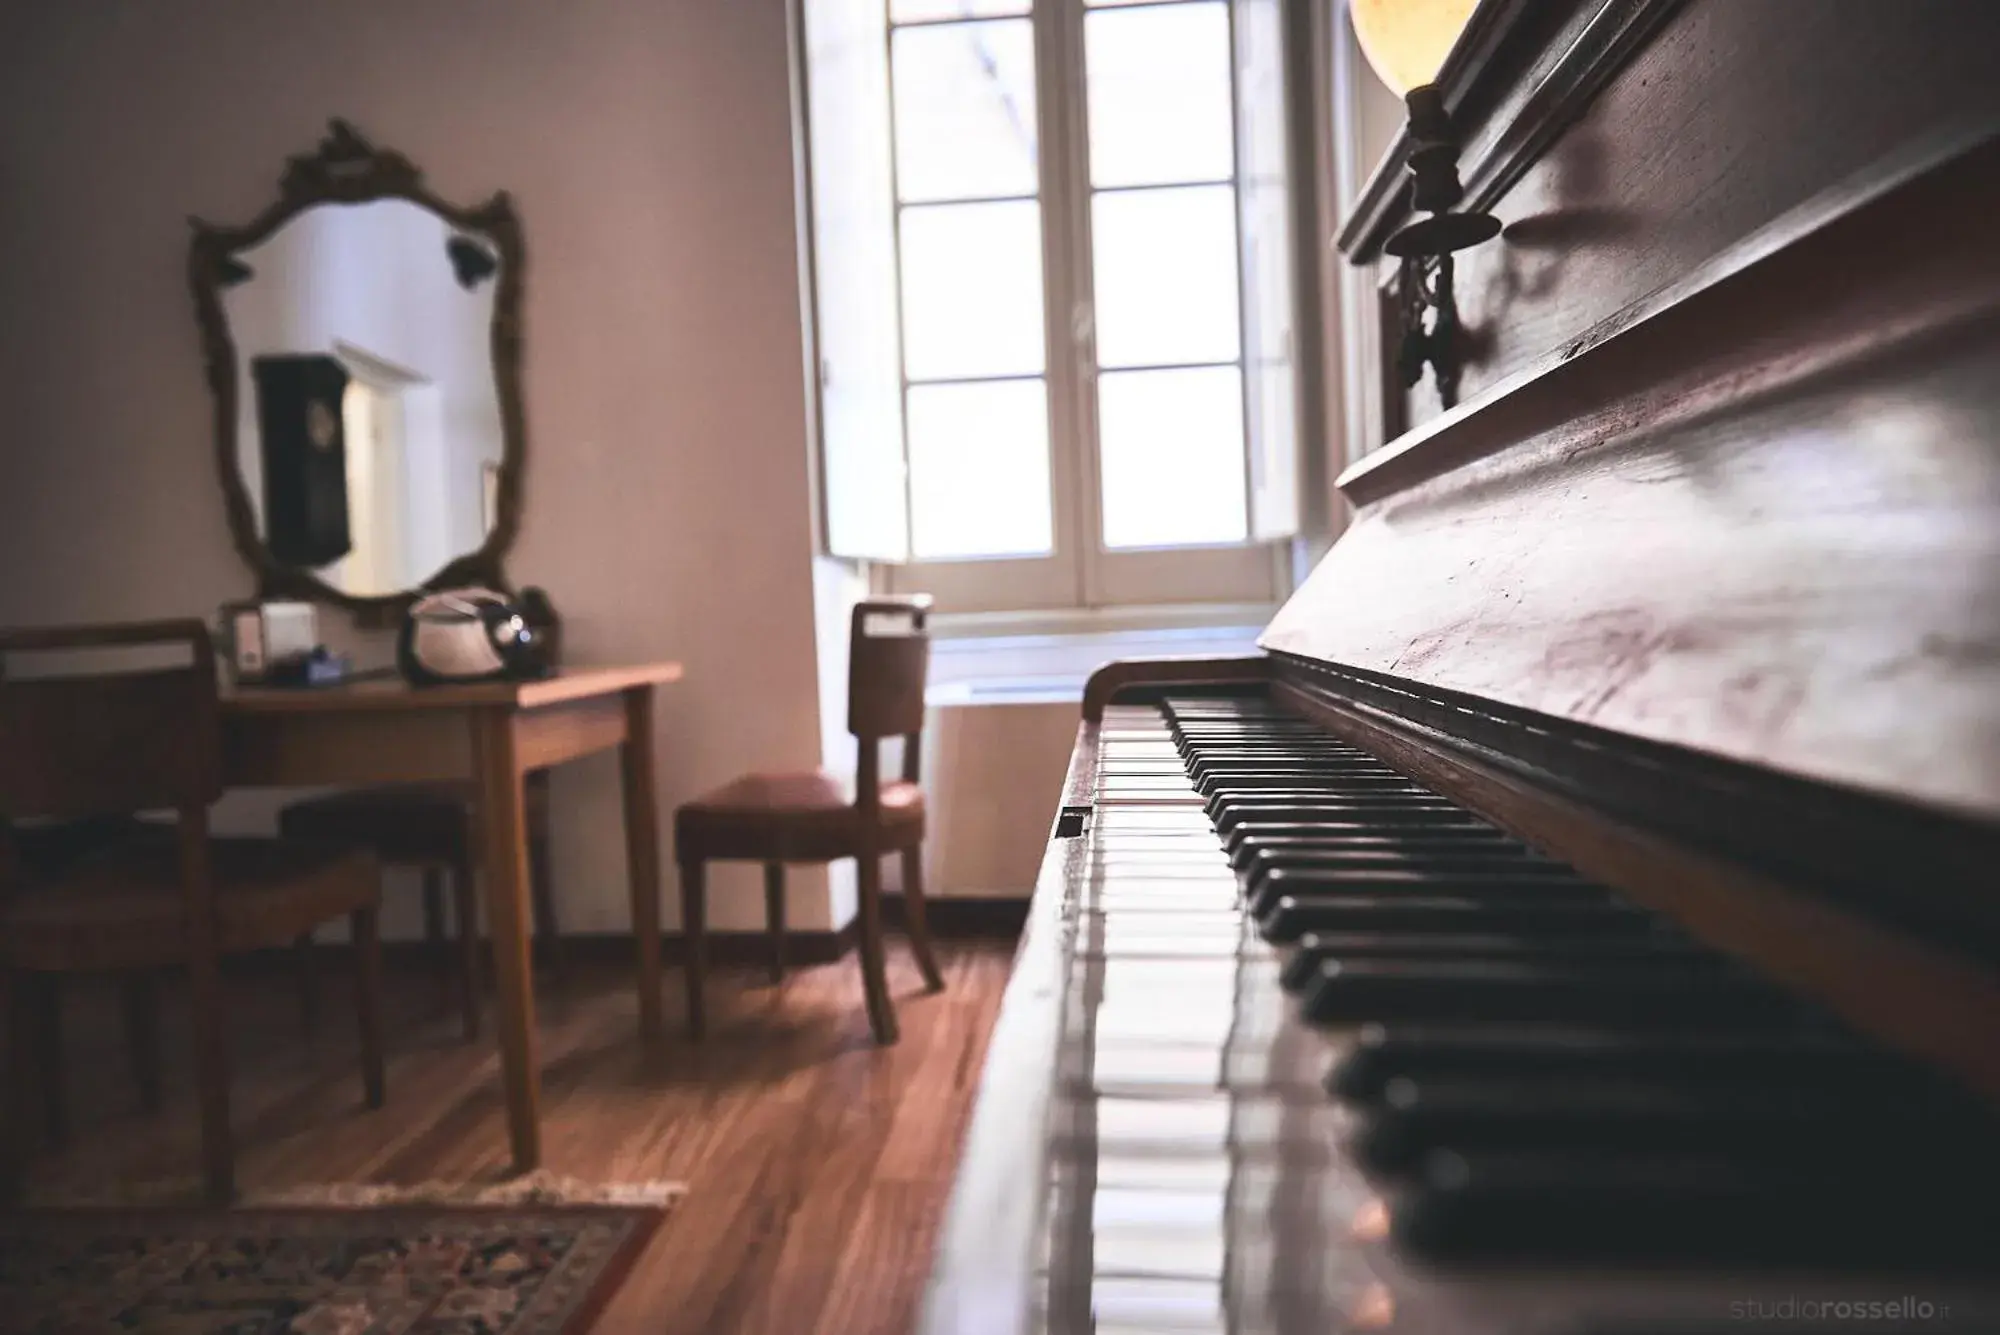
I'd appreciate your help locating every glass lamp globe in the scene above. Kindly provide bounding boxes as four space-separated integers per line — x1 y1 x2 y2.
1349 0 1479 96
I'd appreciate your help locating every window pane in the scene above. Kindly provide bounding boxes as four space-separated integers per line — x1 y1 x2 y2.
1085 3 1233 188
900 199 1046 380
908 379 1054 558
1092 185 1240 368
1099 366 1246 548
892 19 1038 203
805 0 909 559
891 0 1029 19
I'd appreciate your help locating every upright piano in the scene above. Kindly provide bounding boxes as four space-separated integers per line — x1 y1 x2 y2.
922 2 2000 1331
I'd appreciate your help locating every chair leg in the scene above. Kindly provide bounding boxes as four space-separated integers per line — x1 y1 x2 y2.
422 867 451 1018
679 859 707 1040
2 970 27 1202
352 906 387 1111
899 846 945 993
187 944 235 1204
24 977 68 1149
529 825 566 983
855 854 898 1046
294 930 320 1040
120 973 165 1113
763 862 787 984
450 856 483 1042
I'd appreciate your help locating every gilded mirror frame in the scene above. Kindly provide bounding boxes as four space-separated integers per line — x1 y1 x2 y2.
188 119 526 616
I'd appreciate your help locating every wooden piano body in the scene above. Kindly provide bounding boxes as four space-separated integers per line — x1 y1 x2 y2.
923 1 2000 1330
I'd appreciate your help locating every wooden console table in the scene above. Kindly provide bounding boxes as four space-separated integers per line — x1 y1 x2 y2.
221 663 684 1173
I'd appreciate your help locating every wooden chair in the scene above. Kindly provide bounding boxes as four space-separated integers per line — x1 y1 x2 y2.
674 597 944 1044
0 620 386 1204
277 776 563 1040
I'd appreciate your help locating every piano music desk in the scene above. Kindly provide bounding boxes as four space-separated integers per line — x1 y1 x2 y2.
220 663 683 1174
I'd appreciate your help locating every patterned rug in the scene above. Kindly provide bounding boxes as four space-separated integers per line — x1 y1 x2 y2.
0 1200 669 1334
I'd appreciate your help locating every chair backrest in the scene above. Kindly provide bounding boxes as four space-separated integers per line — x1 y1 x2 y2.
0 620 222 823
847 596 931 743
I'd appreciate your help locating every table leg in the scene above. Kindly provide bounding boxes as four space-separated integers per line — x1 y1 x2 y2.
620 686 665 1046
472 708 542 1174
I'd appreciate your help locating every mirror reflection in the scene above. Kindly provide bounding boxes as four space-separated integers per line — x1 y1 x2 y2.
222 199 504 598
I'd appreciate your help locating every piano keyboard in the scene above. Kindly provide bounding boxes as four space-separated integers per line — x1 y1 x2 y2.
1034 694 2000 1334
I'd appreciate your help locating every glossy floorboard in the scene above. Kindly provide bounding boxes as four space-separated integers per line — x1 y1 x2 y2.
7 939 1014 1334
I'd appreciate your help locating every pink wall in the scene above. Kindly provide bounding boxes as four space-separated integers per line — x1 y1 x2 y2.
0 0 840 931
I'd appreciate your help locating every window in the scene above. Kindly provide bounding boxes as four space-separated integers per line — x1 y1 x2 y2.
802 0 1303 614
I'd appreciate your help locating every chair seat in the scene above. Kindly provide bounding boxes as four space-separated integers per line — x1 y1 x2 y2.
279 780 552 865
279 784 474 863
0 838 380 972
675 770 924 862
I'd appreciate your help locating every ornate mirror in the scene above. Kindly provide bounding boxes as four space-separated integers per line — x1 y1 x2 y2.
190 120 525 614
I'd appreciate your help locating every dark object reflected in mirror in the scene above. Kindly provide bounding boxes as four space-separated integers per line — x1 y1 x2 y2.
252 354 352 569
189 120 526 615
447 235 499 290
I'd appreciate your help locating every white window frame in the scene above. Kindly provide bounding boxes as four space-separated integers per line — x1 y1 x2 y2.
799 0 1304 617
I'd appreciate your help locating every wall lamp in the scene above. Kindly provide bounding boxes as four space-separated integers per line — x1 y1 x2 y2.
1351 0 1496 407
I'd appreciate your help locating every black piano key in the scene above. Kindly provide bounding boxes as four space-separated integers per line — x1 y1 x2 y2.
1392 1149 2000 1265
1222 821 1504 857
1195 763 1425 778
1196 760 1417 769
1194 762 1406 786
1176 735 1332 752
1229 825 1515 852
1192 759 1432 771
1174 723 1323 732
1264 893 1648 942
1299 957 1799 1026
1233 828 1540 854
1241 843 1562 873
1252 869 1611 922
1216 805 1474 835
1234 837 1535 877
1209 793 1464 820
1189 752 1399 771
1180 738 1378 749
1350 1074 2000 1176
1204 780 1436 802
1327 1023 1895 1103
1279 930 1710 991
1171 719 1319 730
1208 787 1464 807
1244 855 1579 907
1215 808 1476 842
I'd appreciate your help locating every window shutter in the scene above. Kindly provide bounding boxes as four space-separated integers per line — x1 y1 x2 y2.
804 0 910 560
1234 0 1303 541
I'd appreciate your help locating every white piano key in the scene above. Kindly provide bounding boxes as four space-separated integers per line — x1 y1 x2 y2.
1089 1043 1226 1092
1093 1186 1228 1231
1082 891 1240 911
1093 1153 1232 1193
1094 958 1242 989
1093 1097 1233 1150
1090 1277 1226 1330
1085 932 1245 958
1091 1229 1227 1281
1095 810 1217 828
1092 1013 1237 1047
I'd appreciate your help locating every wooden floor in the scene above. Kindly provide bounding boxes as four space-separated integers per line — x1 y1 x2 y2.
10 938 1016 1334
